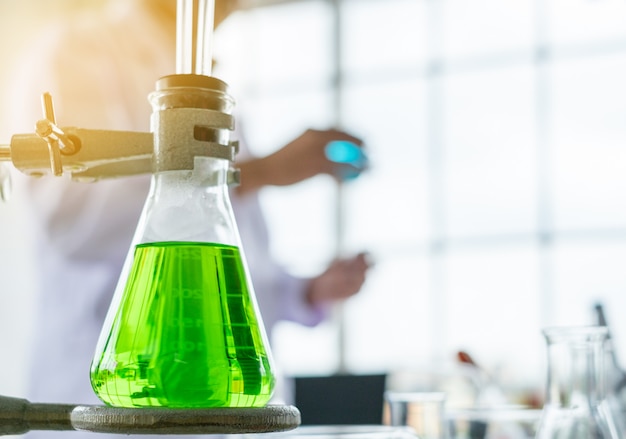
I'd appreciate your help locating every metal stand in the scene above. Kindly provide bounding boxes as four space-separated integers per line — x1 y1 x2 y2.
0 394 300 435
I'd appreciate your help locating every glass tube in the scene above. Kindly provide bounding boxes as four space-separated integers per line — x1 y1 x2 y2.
195 0 215 76
175 0 215 76
176 0 193 74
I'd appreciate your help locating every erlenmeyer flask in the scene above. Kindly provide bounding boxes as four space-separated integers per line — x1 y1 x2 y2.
90 74 275 408
535 326 622 439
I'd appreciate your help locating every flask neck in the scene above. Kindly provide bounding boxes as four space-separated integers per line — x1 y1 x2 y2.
151 156 230 188
133 74 241 246
136 157 239 246
543 327 609 408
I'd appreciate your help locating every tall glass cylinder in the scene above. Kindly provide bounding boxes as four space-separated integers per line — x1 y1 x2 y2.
89 75 275 408
535 326 622 439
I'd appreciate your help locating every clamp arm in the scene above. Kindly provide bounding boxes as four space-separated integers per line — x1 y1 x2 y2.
0 92 154 182
4 128 153 182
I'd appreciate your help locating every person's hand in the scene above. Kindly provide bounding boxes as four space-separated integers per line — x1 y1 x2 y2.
306 252 372 307
236 128 364 195
264 128 364 186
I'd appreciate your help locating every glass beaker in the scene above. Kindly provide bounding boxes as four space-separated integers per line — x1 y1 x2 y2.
89 75 275 408
383 391 448 439
535 326 622 439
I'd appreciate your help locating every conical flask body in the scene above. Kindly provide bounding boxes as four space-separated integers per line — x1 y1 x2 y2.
89 76 275 408
90 241 274 407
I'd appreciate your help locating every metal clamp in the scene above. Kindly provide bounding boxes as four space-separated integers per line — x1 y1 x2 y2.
35 93 79 176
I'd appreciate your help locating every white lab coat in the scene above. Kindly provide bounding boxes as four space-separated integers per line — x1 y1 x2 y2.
3 2 323 436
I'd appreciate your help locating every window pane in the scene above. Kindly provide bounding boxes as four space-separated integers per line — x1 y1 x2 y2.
240 89 337 274
550 54 626 230
548 0 626 47
346 252 432 372
443 65 537 238
552 240 626 333
341 79 430 247
240 89 334 156
273 320 340 376
551 239 626 370
341 0 429 73
342 173 427 254
247 1 333 88
261 179 337 276
444 244 543 387
442 0 534 59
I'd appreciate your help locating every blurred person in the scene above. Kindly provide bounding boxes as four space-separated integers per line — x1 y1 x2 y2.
2 0 371 428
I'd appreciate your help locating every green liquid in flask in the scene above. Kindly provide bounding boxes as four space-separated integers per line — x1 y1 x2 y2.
90 241 275 408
